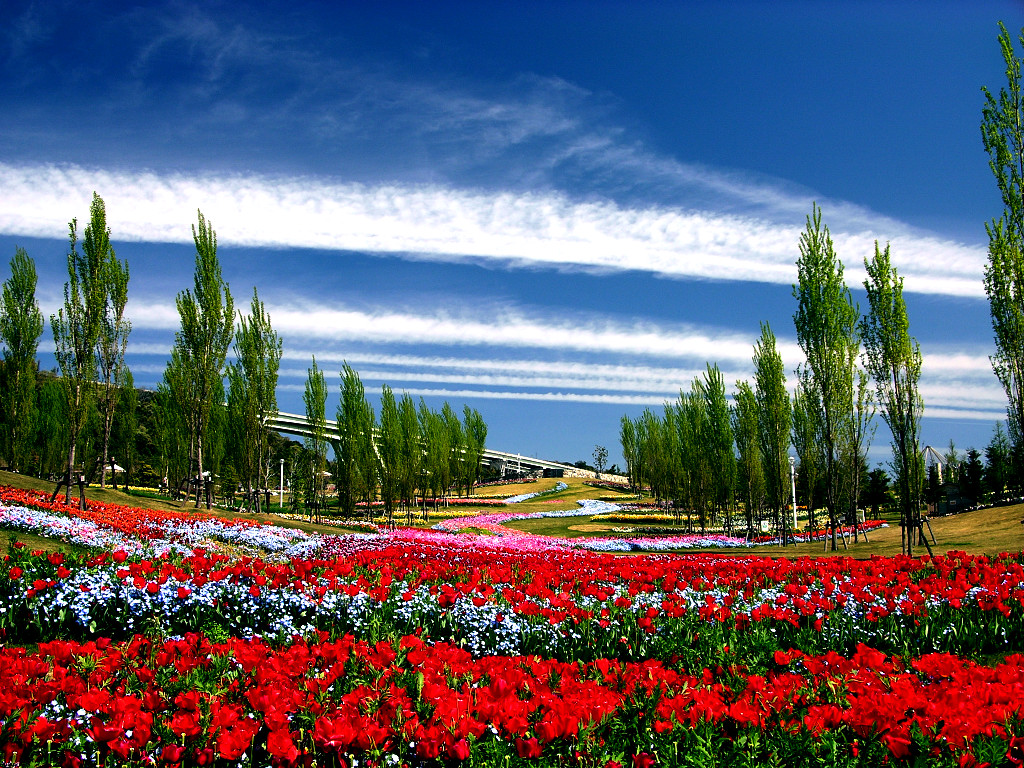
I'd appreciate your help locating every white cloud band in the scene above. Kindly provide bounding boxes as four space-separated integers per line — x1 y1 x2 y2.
0 162 987 296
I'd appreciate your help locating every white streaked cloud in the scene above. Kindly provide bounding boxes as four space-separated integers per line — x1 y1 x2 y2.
277 384 670 406
41 286 1003 420
106 300 1006 421
0 162 986 296
114 298 791 363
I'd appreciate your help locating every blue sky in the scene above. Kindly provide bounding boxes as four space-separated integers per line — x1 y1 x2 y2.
0 0 1019 468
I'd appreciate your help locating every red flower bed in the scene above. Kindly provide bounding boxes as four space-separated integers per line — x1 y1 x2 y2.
0 634 1021 767
0 486 263 542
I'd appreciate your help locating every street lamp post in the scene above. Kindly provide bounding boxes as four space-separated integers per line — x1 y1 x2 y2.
789 456 798 533
279 459 285 508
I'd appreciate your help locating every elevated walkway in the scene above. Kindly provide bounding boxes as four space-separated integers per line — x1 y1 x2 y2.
266 411 585 477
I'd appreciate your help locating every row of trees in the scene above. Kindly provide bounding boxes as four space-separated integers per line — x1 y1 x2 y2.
0 196 488 516
621 206 932 553
619 23 1024 553
0 196 281 511
300 360 487 525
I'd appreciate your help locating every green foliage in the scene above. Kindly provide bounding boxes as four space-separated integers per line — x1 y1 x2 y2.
111 368 138 486
377 384 402 523
94 235 130 488
303 356 329 518
462 405 488 494
862 242 922 554
981 22 1024 467
732 380 765 534
51 193 112 500
227 287 282 512
753 323 791 525
0 247 43 471
985 421 1014 499
171 211 233 506
793 204 860 549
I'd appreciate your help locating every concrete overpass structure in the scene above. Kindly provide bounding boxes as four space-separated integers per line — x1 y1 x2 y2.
266 411 587 478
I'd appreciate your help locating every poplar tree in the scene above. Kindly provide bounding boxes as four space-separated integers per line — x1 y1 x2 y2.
442 402 464 503
398 393 421 517
33 376 66 480
0 247 44 472
111 368 138 487
697 363 735 529
419 400 448 516
753 322 792 542
462 406 488 494
336 363 378 518
95 236 130 488
732 380 765 536
303 357 328 521
861 243 924 554
793 205 859 550
172 211 233 507
227 288 282 512
981 22 1024 470
377 385 402 525
792 380 821 531
619 415 639 496
158 350 191 493
51 193 110 505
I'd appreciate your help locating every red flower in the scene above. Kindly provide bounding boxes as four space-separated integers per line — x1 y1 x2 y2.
516 737 543 758
632 753 656 768
160 744 186 764
450 739 471 760
267 728 299 763
884 735 912 758
1007 735 1024 766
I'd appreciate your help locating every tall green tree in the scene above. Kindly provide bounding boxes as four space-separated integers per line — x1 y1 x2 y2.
732 380 765 536
793 204 860 550
841 370 875 543
51 193 110 504
697 363 735 530
95 235 130 488
419 400 449 516
861 242 924 554
32 375 66 480
377 385 403 525
462 406 488 494
442 403 464 504
791 379 821 531
620 415 639 496
336 363 368 517
0 248 44 471
981 22 1024 470
303 357 328 521
398 393 422 517
172 211 234 507
158 350 191 493
753 322 792 542
226 288 282 512
673 388 707 526
111 368 138 488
